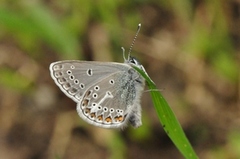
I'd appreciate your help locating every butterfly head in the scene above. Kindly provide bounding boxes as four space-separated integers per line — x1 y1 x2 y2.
122 45 146 74
127 56 142 68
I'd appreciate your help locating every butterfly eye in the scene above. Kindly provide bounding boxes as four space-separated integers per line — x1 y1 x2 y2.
129 57 139 65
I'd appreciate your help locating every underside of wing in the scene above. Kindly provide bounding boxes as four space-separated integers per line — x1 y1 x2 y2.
49 60 130 103
76 67 143 129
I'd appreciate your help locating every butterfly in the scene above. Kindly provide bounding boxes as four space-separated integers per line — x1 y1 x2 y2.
49 24 148 129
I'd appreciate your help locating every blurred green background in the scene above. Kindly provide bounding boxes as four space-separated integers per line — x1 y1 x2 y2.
0 1 239 159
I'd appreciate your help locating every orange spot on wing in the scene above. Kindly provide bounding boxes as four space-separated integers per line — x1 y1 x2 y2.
97 115 103 121
90 113 96 118
82 99 89 107
114 116 124 122
118 116 123 122
105 117 112 123
84 108 91 114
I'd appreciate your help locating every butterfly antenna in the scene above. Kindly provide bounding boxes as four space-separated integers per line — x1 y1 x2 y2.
127 23 141 60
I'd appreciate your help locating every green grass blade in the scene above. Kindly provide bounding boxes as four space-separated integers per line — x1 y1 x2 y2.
133 65 199 159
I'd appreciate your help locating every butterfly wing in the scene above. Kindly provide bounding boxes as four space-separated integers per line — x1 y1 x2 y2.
50 60 129 102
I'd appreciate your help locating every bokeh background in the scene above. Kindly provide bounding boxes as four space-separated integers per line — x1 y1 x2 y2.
0 1 239 159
